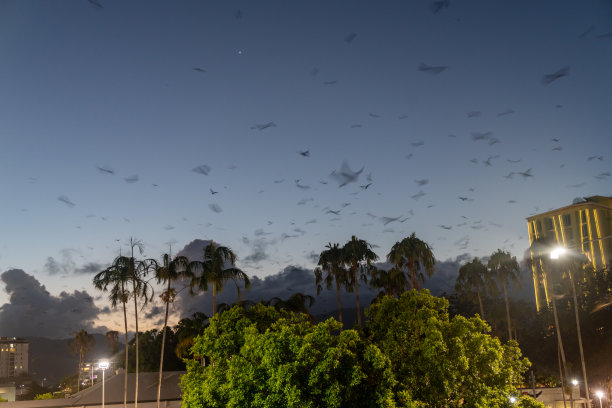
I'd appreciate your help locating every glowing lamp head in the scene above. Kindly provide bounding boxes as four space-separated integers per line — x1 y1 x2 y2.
550 247 566 260
99 360 110 370
509 396 517 404
572 379 578 386
596 390 604 399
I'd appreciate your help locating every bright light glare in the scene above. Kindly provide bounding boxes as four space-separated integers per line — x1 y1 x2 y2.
572 379 578 386
509 396 517 404
596 390 604 398
99 360 110 370
550 247 566 259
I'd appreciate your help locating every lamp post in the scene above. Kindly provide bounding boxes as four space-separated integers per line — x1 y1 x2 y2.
551 247 591 408
99 360 110 408
595 390 604 408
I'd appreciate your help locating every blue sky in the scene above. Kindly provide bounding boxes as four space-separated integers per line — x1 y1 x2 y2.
0 0 611 336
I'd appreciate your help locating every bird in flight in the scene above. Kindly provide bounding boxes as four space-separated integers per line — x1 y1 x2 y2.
541 66 570 85
124 175 139 183
517 168 534 179
418 63 448 74
58 195 76 207
88 0 103 9
209 204 223 213
360 182 372 190
344 32 357 44
299 150 310 157
210 188 218 195
430 0 450 14
497 109 515 117
193 165 211 175
330 161 364 187
96 165 114 174
250 122 277 130
193 67 206 73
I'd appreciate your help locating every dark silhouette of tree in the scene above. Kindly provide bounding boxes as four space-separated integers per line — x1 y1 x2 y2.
105 330 120 354
174 312 209 361
189 242 250 316
341 236 378 327
154 252 192 408
314 243 350 324
369 267 410 298
488 249 520 340
454 257 496 320
94 255 132 408
387 233 436 290
68 329 95 392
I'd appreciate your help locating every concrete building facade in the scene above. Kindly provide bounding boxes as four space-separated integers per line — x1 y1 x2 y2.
0 338 29 379
526 195 612 311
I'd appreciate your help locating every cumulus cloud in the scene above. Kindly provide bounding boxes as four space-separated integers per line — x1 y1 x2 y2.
0 269 108 338
43 249 105 276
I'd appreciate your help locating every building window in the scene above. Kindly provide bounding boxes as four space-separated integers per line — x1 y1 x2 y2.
562 214 571 226
545 218 554 232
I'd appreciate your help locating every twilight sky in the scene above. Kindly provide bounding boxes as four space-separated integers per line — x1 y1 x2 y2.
0 0 611 338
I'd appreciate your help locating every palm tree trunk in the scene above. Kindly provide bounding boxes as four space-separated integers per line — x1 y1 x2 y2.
353 267 362 327
157 281 171 408
502 282 512 340
476 288 485 320
122 291 128 408
133 281 139 408
77 351 82 392
212 282 217 316
335 279 343 325
569 269 592 408
547 272 572 408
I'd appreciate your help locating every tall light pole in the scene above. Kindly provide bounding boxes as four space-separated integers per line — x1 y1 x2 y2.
99 360 110 408
551 247 591 408
595 390 604 408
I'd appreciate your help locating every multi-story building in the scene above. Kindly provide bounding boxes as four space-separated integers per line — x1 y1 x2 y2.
0 338 28 378
526 195 612 311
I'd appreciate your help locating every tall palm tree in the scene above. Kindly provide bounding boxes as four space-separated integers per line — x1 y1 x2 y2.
94 255 132 408
189 242 250 316
488 249 520 341
126 238 156 408
387 233 436 290
265 293 316 315
341 235 378 327
314 243 350 324
454 257 495 320
369 267 410 298
154 252 192 408
68 329 96 392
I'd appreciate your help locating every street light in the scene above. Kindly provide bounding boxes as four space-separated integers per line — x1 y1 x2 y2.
595 390 604 408
550 247 566 259
509 396 517 404
99 360 110 408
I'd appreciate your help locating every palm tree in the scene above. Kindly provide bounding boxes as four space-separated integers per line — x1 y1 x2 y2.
154 252 192 408
454 257 495 320
266 293 315 315
126 238 156 408
369 267 410 298
94 255 132 408
488 249 520 340
189 242 250 316
387 233 436 290
314 243 350 324
341 235 378 327
68 329 96 392
174 312 209 360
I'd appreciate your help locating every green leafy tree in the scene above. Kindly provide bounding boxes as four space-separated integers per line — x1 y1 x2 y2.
94 254 133 408
341 235 378 327
181 304 399 408
488 249 521 340
154 252 192 408
387 233 436 290
34 393 54 400
314 243 350 324
366 290 533 407
189 242 250 316
67 329 95 392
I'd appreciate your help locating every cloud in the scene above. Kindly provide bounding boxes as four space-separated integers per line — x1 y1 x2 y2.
242 236 276 264
44 249 105 276
75 262 106 274
0 269 107 338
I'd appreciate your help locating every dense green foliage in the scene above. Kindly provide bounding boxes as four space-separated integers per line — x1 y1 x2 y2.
181 291 542 408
